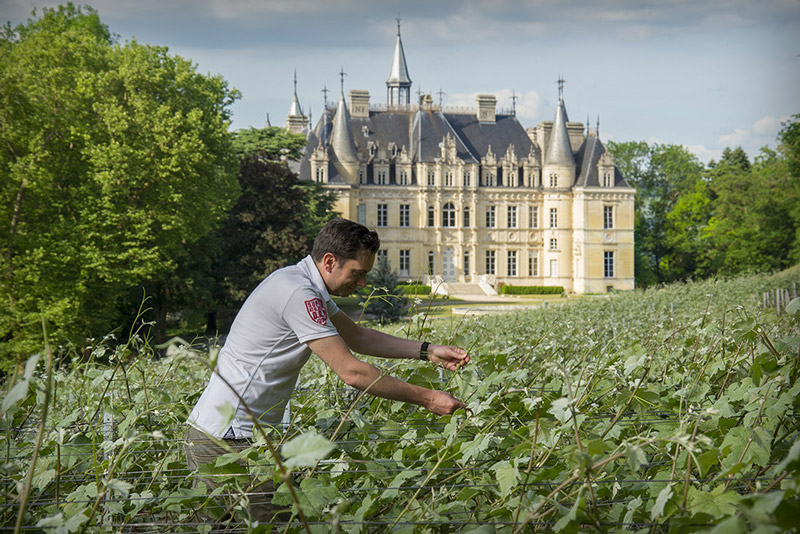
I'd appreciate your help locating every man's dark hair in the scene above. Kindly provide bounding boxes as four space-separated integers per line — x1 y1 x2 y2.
311 218 380 262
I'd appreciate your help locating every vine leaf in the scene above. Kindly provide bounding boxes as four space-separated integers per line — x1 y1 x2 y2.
282 430 336 468
491 460 519 499
650 485 673 520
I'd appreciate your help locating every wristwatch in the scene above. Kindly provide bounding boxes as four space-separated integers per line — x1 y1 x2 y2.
419 341 430 361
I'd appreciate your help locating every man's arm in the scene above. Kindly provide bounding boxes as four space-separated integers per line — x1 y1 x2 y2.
306 334 466 415
330 311 469 371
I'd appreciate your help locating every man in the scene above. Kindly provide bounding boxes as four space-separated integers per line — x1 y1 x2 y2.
185 218 469 521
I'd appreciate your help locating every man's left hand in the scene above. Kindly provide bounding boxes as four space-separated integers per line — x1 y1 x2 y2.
428 344 470 371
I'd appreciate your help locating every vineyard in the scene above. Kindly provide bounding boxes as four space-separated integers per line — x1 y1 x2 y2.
2 268 799 533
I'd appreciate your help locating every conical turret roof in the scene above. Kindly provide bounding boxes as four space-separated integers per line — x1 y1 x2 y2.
386 26 411 85
331 91 358 164
288 70 304 117
545 96 575 167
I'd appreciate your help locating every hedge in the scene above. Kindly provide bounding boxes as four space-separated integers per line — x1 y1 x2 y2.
499 284 564 295
402 284 432 294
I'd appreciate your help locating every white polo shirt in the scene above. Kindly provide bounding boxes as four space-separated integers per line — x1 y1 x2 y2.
188 256 340 438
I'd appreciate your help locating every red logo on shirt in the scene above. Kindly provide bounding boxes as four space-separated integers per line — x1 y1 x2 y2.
304 298 328 325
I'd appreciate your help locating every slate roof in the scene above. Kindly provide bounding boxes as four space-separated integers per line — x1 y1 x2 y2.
445 113 537 162
574 134 630 187
298 103 628 189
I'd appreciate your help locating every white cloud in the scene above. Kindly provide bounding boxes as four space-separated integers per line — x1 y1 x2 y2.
718 128 751 147
752 115 783 135
684 144 719 164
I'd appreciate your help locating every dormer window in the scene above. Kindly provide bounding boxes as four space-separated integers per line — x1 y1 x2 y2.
369 143 376 157
549 172 558 188
362 125 369 137
603 171 613 187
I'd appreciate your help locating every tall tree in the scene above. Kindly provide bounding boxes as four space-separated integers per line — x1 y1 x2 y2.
705 145 797 274
0 6 239 364
204 132 338 333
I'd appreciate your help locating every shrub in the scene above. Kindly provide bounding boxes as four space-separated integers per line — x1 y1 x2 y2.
500 285 564 295
402 284 432 295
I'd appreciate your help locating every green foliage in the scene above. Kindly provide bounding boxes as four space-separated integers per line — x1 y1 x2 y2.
358 255 409 323
230 126 307 161
401 283 432 295
609 121 800 287
3 268 799 530
207 156 338 331
499 285 564 295
0 5 239 363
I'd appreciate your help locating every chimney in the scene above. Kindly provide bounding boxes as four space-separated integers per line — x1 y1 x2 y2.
477 94 497 123
349 89 370 118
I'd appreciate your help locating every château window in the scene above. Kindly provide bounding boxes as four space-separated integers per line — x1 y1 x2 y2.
399 204 410 227
377 250 388 263
445 170 453 187
399 250 410 277
359 170 365 184
603 171 613 187
486 205 496 228
549 238 558 250
427 170 435 186
463 171 470 187
485 250 495 275
550 259 558 278
529 206 539 229
427 206 435 227
604 206 614 229
507 250 517 277
377 204 388 227
357 204 366 226
549 208 558 229
315 167 325 182
463 206 471 228
529 254 538 276
486 171 496 187
549 172 558 188
604 251 615 278
508 206 517 229
464 251 470 275
428 251 435 274
442 202 456 227
399 170 409 185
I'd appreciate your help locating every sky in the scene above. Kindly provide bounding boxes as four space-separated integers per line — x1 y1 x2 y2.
3 0 800 164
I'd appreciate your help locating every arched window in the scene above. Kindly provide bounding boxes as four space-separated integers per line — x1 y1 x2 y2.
442 202 456 227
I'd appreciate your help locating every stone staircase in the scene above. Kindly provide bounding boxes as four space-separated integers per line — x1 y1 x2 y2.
444 283 486 297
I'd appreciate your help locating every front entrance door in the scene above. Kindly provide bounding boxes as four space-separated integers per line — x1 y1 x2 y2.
443 248 456 281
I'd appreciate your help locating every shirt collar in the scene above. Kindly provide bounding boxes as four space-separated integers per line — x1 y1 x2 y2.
299 255 332 301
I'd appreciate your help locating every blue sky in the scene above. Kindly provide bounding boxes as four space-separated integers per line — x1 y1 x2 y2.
3 0 799 164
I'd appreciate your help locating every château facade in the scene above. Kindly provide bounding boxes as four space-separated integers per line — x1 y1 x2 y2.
291 26 635 294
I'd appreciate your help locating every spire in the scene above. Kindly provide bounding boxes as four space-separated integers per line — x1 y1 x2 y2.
264 113 271 128
330 90 359 183
285 70 308 133
545 81 575 167
288 69 303 117
386 17 412 106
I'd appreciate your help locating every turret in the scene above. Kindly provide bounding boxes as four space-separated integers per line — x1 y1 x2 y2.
386 19 412 107
285 70 308 134
330 86 360 184
543 78 576 188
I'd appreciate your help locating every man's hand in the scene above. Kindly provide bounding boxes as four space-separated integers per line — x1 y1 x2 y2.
425 390 467 415
428 344 470 371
